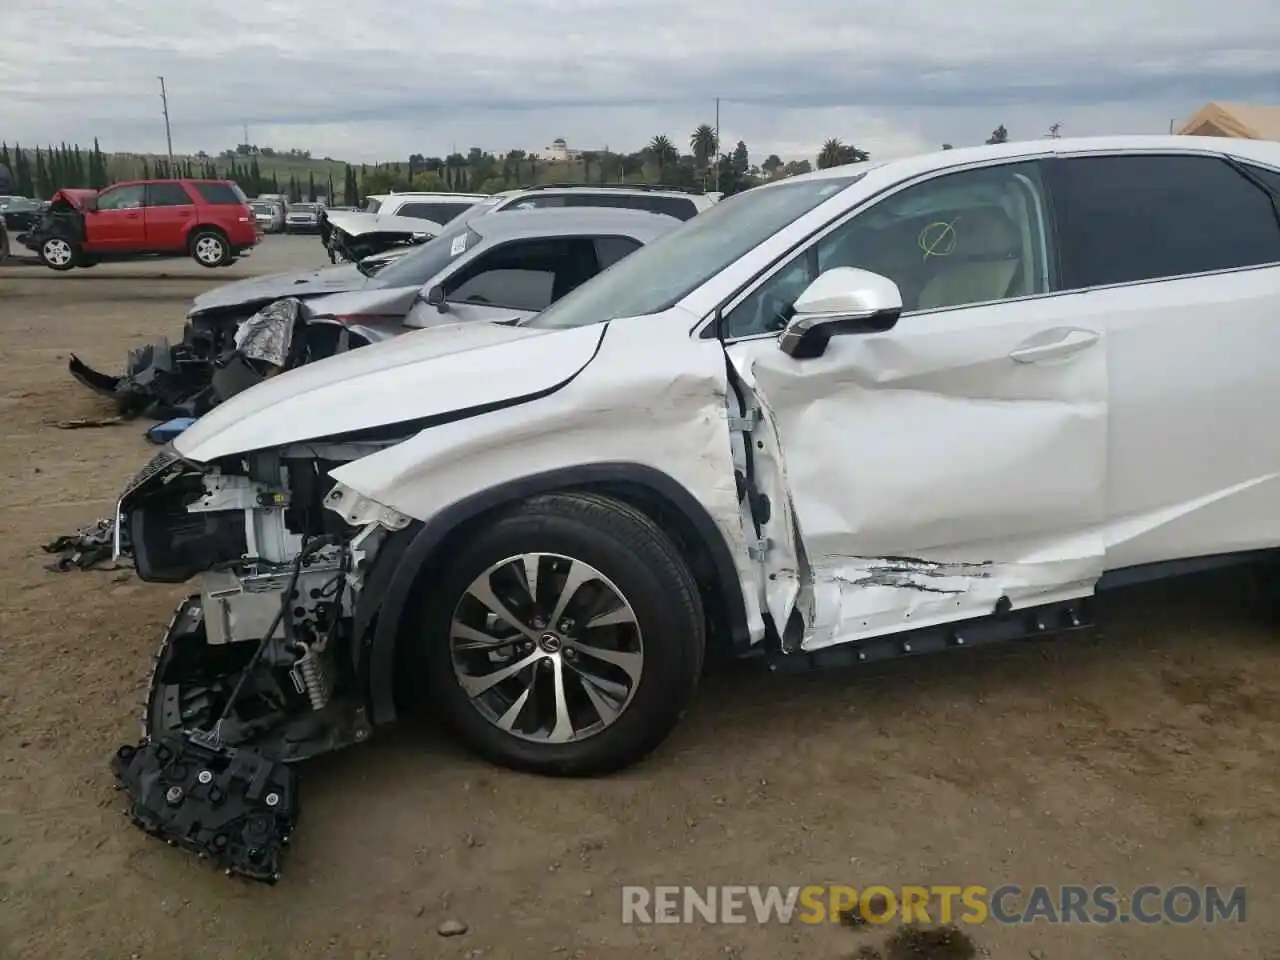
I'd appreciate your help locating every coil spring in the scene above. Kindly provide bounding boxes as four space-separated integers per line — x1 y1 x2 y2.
293 645 332 711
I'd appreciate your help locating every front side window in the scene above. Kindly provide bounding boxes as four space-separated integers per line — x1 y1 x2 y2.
523 174 864 330
441 237 600 311
97 185 146 210
1048 154 1280 290
147 183 193 207
722 161 1053 338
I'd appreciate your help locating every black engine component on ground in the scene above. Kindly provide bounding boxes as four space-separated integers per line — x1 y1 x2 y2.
111 734 298 883
69 337 216 421
41 516 127 572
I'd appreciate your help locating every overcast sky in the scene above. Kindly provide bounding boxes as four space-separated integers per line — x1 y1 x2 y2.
3 0 1278 165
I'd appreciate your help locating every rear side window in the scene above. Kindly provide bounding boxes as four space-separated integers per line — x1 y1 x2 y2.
644 196 698 220
396 201 470 223
594 236 643 269
147 183 193 207
192 182 245 205
1048 155 1280 289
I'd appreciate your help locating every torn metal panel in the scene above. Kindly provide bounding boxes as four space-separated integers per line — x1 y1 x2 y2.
726 296 1109 652
327 312 769 645
233 297 303 368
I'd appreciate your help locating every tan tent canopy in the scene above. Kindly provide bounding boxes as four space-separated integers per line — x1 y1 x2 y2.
1177 102 1280 140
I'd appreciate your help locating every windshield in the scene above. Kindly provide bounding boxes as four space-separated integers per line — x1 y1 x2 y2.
523 175 864 329
371 218 483 287
250 202 275 214
291 203 319 212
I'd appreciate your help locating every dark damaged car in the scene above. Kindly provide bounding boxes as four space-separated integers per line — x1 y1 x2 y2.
0 163 21 262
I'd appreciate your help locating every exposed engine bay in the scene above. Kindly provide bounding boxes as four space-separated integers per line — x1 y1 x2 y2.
112 444 409 878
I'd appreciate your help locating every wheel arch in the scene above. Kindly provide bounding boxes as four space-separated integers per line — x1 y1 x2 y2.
355 462 754 725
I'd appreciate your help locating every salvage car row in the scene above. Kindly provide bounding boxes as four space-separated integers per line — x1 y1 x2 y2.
71 184 715 418
78 136 1280 879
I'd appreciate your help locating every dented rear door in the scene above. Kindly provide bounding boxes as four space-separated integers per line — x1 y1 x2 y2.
725 292 1108 652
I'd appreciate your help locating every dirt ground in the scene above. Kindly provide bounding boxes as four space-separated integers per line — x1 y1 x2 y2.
3 237 1280 960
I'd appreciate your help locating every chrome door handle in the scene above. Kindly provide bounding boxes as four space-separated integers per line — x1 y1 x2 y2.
1009 328 1099 363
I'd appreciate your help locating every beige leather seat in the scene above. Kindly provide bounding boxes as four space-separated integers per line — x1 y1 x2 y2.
915 206 1023 311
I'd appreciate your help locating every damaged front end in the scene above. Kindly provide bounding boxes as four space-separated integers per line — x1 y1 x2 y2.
69 298 351 422
111 442 410 878
321 210 440 263
70 337 216 420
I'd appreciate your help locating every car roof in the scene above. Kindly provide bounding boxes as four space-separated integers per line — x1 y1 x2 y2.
776 134 1280 192
469 206 681 243
500 184 710 201
383 192 488 201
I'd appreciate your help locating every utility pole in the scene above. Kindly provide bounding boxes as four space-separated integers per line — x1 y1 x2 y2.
713 98 720 193
158 76 174 170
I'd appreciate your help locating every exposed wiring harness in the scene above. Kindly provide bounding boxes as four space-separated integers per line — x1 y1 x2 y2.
203 533 340 744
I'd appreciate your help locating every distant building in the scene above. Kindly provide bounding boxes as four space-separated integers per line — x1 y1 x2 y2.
535 138 581 162
1176 102 1280 140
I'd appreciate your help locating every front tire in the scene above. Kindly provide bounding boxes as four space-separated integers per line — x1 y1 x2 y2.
40 235 78 271
413 492 706 776
190 229 231 267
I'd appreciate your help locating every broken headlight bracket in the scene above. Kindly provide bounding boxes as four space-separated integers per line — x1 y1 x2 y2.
111 734 298 884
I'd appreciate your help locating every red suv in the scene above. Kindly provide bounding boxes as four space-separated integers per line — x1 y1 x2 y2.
22 179 260 271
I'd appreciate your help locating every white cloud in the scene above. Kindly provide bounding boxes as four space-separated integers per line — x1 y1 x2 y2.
1 0 1277 164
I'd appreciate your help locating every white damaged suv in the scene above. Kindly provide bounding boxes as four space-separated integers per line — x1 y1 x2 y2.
118 135 1280 776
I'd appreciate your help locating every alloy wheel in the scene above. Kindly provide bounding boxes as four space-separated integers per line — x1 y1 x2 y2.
449 553 644 744
43 238 72 266
194 236 224 265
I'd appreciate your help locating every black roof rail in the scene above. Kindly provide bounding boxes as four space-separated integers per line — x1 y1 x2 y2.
518 182 706 195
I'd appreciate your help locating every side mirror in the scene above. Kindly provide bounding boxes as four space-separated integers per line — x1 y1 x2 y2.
83 196 98 212
424 284 448 313
778 267 902 360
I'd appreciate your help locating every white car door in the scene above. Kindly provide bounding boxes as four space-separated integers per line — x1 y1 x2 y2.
721 159 1110 651
1044 150 1280 572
